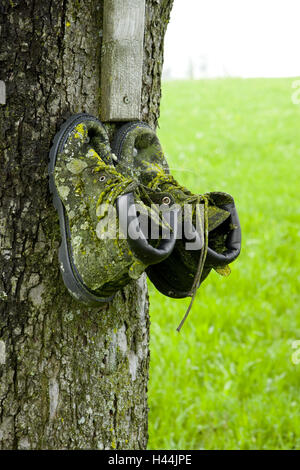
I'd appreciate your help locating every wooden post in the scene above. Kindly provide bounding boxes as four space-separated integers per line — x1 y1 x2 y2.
100 0 145 122
0 81 5 105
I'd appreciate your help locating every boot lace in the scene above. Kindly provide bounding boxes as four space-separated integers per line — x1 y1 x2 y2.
148 169 209 332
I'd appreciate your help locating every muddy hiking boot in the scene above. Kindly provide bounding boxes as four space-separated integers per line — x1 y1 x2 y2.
49 114 178 304
112 121 241 330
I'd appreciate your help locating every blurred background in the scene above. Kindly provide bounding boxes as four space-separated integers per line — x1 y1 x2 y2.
148 0 300 450
162 0 300 80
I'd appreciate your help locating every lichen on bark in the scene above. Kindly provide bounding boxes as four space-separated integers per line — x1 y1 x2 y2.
0 0 173 449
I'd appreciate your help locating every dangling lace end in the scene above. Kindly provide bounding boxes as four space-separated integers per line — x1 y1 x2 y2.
176 196 209 333
176 292 197 332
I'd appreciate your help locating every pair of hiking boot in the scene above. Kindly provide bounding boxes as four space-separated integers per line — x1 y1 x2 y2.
49 114 241 329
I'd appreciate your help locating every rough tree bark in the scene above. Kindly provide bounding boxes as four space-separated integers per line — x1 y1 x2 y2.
0 0 173 450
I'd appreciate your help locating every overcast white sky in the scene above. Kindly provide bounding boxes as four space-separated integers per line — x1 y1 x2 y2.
163 0 300 79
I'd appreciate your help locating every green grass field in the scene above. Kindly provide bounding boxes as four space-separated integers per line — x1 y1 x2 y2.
147 77 300 450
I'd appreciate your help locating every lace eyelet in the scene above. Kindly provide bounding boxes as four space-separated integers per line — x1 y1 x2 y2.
162 196 171 205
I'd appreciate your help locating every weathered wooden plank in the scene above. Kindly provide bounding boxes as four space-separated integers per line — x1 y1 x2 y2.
100 0 145 121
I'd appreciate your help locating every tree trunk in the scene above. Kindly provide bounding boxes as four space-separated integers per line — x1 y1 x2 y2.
0 0 173 450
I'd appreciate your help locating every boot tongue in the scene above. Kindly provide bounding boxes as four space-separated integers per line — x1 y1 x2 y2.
207 205 230 231
206 191 234 231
